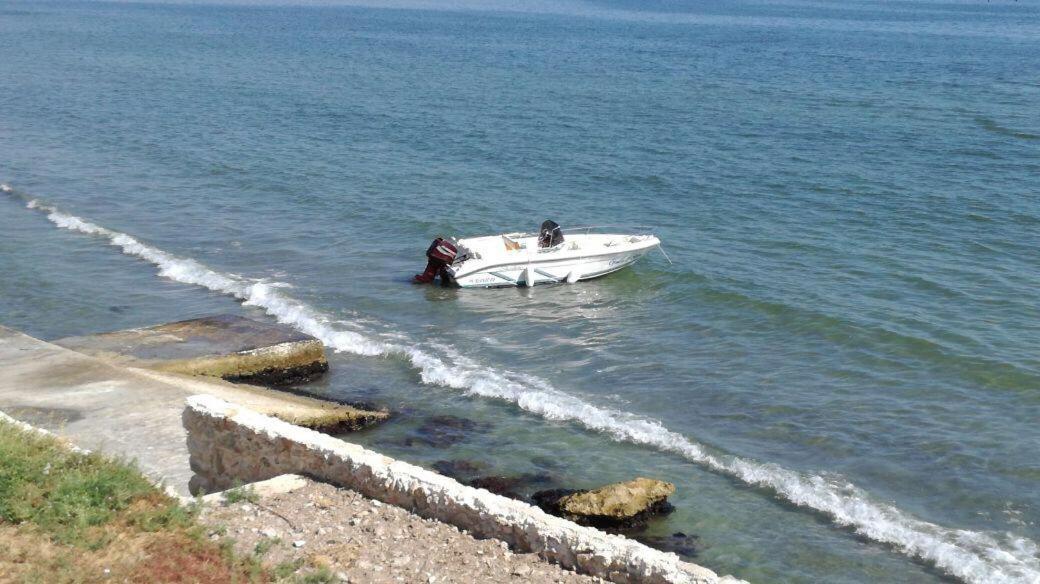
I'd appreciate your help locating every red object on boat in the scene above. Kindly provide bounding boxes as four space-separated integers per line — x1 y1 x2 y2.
414 238 457 284
427 238 458 263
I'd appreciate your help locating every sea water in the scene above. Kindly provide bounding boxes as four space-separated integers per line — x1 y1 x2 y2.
1 1 1039 582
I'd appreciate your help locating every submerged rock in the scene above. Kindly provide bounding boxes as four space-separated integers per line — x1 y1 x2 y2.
532 477 676 529
403 415 492 448
468 476 526 499
531 488 581 512
529 455 564 471
634 532 704 558
467 472 555 500
432 459 488 480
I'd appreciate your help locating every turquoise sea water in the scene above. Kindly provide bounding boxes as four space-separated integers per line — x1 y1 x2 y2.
2 1 1039 582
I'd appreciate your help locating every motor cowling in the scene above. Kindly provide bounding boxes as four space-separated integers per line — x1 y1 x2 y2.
415 237 457 284
426 237 458 263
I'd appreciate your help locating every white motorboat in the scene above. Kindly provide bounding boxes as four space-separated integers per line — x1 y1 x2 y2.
415 221 662 288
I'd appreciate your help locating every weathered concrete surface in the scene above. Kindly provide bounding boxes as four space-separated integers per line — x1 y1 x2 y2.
130 368 389 434
201 473 311 506
54 314 328 386
185 395 747 584
0 325 386 494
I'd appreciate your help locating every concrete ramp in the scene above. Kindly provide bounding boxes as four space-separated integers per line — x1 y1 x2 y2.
53 314 328 386
0 325 387 495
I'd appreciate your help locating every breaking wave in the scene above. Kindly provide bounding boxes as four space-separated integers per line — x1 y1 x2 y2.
7 184 1039 584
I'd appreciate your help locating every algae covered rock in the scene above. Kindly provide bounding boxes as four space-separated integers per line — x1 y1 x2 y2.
562 477 675 518
532 477 676 529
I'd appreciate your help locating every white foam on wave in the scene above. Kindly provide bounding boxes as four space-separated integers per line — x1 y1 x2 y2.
17 194 1040 584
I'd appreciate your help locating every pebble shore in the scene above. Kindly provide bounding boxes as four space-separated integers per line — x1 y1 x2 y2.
201 480 605 583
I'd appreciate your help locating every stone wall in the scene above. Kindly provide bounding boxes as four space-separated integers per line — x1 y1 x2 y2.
183 395 743 584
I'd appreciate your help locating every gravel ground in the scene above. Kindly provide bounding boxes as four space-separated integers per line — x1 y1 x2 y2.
200 480 604 583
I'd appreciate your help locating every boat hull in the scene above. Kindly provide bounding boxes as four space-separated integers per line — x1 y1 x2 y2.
448 246 654 288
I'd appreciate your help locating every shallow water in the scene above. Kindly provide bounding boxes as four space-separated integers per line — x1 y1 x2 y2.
2 1 1039 582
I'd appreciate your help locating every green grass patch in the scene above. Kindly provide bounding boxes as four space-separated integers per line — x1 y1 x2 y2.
296 566 338 584
0 420 196 547
225 484 261 505
0 419 268 582
254 536 280 558
272 558 304 580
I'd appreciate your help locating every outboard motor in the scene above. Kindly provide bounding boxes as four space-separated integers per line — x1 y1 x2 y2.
414 237 458 284
538 220 564 248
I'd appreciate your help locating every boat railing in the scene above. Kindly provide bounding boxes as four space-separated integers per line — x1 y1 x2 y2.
510 225 656 238
565 225 656 236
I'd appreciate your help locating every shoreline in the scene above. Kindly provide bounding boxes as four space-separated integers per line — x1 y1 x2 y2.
0 322 739 583
0 324 387 493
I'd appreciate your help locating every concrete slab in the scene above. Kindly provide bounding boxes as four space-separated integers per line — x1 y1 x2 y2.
200 473 310 505
53 314 328 386
0 325 387 495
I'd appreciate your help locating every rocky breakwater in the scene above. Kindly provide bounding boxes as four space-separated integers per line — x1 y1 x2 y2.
533 478 676 530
